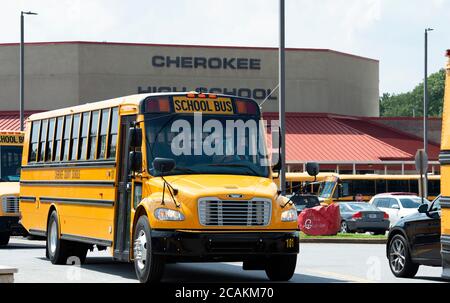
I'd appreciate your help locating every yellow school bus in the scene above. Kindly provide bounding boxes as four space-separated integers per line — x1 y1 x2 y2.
318 174 440 204
284 172 334 194
440 49 450 278
20 92 300 283
0 131 24 246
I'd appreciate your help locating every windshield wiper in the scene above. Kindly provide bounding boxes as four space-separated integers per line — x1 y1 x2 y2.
171 166 198 174
206 163 260 176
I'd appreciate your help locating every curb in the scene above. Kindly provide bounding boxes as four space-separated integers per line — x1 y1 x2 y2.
300 238 387 244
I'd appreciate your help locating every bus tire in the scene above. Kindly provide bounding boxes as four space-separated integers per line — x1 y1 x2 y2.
47 211 70 265
133 215 165 283
0 232 10 246
265 254 297 281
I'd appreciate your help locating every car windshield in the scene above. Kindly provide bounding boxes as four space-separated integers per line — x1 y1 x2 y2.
0 146 22 182
346 203 378 211
399 198 422 209
144 113 270 177
319 181 336 198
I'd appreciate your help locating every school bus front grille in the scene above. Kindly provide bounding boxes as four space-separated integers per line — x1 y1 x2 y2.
1 196 19 214
198 199 271 226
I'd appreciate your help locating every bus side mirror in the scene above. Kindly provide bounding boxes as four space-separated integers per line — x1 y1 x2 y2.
306 162 319 177
129 151 142 172
271 127 282 172
153 157 175 174
129 127 142 148
418 203 429 214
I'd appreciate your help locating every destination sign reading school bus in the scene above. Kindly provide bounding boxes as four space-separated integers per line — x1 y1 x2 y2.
173 96 234 115
0 133 24 146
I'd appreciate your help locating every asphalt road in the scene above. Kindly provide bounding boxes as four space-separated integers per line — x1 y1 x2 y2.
0 237 445 283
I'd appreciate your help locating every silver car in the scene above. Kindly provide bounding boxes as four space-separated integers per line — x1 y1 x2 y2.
339 202 390 235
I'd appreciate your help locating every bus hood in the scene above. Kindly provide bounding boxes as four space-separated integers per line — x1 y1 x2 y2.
147 174 278 202
0 182 20 196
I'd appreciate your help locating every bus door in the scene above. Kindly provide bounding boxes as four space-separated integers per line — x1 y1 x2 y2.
114 115 137 261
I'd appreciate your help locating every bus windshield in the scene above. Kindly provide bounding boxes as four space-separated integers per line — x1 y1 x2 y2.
145 114 270 177
0 146 22 182
319 181 336 198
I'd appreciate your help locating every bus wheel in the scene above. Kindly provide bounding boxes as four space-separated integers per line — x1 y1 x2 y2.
47 211 69 265
265 254 297 281
0 232 10 246
133 215 165 283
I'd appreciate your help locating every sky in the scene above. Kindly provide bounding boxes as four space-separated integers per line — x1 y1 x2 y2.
1 0 450 95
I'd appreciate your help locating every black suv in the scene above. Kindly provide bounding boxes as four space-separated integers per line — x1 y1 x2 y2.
386 195 441 278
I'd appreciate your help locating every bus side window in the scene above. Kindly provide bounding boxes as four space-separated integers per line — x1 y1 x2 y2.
38 119 48 162
88 110 100 160
410 179 419 195
46 118 56 162
79 112 90 160
375 179 387 194
341 181 350 197
353 180 375 196
134 182 142 209
62 115 73 161
428 179 440 196
54 117 64 161
387 180 408 193
70 114 81 160
29 120 41 162
108 107 119 159
98 109 111 159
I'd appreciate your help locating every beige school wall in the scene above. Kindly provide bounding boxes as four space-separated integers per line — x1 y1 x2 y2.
0 41 379 116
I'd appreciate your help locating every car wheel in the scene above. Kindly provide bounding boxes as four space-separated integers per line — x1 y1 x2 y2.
388 234 419 278
133 215 165 283
340 221 349 233
265 254 297 281
0 232 10 246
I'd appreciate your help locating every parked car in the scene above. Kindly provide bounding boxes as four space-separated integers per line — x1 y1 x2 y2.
339 202 390 235
386 195 441 278
369 193 429 226
286 194 321 214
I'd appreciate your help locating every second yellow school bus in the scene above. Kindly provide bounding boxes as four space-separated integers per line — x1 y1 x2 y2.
440 49 450 279
20 92 299 283
317 174 440 204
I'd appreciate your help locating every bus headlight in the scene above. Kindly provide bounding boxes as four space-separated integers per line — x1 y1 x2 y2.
154 208 185 221
281 208 298 222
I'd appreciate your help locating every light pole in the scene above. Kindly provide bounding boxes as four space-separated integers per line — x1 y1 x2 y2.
20 11 37 131
279 0 286 194
423 27 433 197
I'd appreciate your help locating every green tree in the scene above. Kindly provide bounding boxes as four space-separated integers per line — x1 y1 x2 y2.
380 69 445 117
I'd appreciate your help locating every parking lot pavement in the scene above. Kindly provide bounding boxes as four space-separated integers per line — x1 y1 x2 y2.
0 237 445 283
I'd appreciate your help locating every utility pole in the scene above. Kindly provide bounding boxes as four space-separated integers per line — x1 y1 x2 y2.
20 11 37 131
423 28 433 197
279 0 286 194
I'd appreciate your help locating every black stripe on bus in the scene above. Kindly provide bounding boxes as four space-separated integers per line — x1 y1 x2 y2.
440 197 450 209
29 229 46 237
22 160 116 169
20 196 37 202
60 233 112 247
439 151 450 165
20 180 115 187
39 197 115 207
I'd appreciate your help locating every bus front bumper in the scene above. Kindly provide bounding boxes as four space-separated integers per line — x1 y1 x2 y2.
0 216 21 234
150 230 299 260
